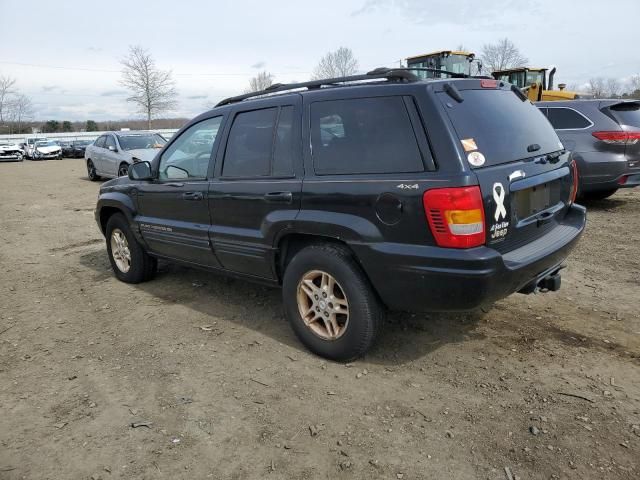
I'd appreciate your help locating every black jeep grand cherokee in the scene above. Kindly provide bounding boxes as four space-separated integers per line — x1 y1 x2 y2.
95 69 586 361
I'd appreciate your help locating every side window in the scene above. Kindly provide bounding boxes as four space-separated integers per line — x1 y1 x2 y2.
272 106 295 176
547 108 591 129
311 97 424 175
95 136 106 148
158 116 223 180
104 135 116 150
222 108 278 177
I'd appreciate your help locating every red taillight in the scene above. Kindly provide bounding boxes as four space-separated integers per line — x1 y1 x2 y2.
423 186 485 249
592 131 640 145
480 79 498 88
569 160 579 204
618 175 629 185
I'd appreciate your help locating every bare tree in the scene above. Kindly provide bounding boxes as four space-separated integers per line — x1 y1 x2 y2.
0 75 17 124
312 47 359 80
245 71 274 93
120 46 177 129
606 78 621 98
6 94 34 133
588 77 606 98
629 74 640 95
480 38 528 73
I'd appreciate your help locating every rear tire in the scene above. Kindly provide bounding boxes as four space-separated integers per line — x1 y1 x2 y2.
583 188 618 200
105 213 157 283
282 243 384 362
87 159 100 181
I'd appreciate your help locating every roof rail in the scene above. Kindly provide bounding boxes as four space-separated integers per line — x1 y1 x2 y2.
215 68 418 107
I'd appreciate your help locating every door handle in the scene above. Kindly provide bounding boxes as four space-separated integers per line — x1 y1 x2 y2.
182 191 204 201
264 191 293 204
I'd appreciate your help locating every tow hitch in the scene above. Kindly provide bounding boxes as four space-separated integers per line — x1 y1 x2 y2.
518 266 565 294
538 272 561 292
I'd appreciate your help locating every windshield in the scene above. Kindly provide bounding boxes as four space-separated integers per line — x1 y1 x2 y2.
73 140 92 146
36 141 57 147
439 88 562 166
408 53 472 79
117 134 166 151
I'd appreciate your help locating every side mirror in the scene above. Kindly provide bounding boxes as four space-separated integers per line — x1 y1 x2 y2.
108 145 117 152
128 161 153 180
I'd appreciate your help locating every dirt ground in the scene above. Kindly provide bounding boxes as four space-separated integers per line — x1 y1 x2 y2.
0 159 638 480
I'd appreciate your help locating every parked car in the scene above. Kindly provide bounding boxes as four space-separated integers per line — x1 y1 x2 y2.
85 131 166 180
59 141 73 157
22 137 48 159
0 141 25 162
31 140 62 160
68 139 93 158
95 70 586 361
537 99 640 199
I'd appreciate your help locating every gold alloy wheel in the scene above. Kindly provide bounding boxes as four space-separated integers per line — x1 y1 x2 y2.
297 270 349 340
110 228 132 273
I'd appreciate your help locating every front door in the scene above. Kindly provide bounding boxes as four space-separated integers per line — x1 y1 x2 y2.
209 98 303 279
135 116 225 267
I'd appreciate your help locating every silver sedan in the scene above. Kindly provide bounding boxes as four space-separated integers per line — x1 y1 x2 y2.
85 131 166 181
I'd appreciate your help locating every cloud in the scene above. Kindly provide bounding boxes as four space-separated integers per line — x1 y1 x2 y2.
101 89 128 97
251 61 266 69
187 94 208 100
87 46 103 52
42 85 60 92
350 0 538 27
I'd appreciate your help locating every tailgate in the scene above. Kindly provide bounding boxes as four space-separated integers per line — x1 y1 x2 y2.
473 156 574 253
436 83 574 253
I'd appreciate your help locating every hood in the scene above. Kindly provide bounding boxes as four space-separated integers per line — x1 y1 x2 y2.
36 145 61 154
0 143 22 151
127 148 160 162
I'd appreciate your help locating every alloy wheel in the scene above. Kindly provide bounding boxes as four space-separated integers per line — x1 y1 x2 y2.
110 228 131 273
296 270 349 340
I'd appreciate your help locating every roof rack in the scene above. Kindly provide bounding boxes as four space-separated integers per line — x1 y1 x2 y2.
215 68 419 107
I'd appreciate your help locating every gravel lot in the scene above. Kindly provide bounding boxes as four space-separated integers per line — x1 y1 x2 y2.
1 159 639 479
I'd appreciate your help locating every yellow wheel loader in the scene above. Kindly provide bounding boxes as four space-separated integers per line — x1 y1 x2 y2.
491 67 581 101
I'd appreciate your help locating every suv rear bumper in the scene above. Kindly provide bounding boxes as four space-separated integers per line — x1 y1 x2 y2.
354 204 586 312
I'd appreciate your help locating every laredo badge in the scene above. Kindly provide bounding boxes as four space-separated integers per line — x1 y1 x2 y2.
489 182 509 242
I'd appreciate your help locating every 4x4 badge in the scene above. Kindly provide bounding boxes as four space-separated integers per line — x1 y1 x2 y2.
396 184 418 190
493 182 507 221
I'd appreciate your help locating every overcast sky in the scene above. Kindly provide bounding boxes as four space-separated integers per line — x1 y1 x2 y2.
1 0 639 121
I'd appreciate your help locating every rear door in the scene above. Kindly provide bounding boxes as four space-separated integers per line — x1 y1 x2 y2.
437 83 574 252
91 135 107 172
208 95 303 279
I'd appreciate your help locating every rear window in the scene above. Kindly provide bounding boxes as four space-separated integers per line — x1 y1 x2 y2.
607 102 640 128
311 97 424 175
440 89 562 166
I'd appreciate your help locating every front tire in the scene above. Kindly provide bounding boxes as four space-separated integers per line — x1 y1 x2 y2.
282 243 384 362
118 163 130 177
105 213 157 283
87 159 100 181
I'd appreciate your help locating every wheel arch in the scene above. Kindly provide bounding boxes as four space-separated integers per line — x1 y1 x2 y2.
96 194 137 236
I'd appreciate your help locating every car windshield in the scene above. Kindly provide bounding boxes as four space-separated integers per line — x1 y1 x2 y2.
117 134 166 151
73 140 92 146
36 141 57 147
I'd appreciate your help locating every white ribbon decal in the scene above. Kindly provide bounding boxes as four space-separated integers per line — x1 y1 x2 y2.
492 182 507 221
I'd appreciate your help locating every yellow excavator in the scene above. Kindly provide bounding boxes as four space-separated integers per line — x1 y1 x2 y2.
405 50 482 79
491 67 582 101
